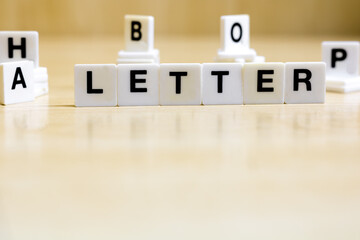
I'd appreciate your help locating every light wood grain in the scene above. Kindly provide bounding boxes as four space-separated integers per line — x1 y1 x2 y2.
0 35 360 239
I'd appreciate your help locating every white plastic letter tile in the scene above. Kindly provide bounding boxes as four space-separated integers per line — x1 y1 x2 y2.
125 15 154 52
202 63 243 105
118 49 159 60
117 49 159 64
160 63 201 105
118 64 159 106
326 84 360 93
74 64 117 107
34 66 47 75
220 15 250 53
34 67 48 83
216 48 256 62
253 56 266 63
285 62 326 104
0 61 34 105
34 81 49 97
0 31 39 67
322 41 359 79
243 63 285 104
325 76 360 86
34 73 48 83
117 58 156 64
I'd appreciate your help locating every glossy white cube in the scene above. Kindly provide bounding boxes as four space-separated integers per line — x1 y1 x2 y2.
74 64 117 107
326 83 360 93
285 62 326 104
322 41 359 78
243 63 285 104
326 76 360 86
34 67 48 82
34 73 48 83
0 61 34 105
34 67 49 97
34 81 49 97
117 58 156 64
118 49 159 60
214 56 246 64
118 64 159 106
34 67 47 76
253 56 266 63
117 49 159 64
0 31 39 67
160 63 201 105
216 48 257 62
202 63 243 105
125 15 154 52
220 15 250 53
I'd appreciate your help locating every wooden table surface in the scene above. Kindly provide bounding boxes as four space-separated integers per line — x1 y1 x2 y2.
1 35 360 239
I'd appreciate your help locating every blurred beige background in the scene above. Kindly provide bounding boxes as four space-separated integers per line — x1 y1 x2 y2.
0 0 359 36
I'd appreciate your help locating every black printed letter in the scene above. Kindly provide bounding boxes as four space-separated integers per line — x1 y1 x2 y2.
231 23 242 43
257 70 274 92
8 38 26 58
169 72 187 94
131 21 142 41
11 67 27 90
87 71 103 94
331 48 347 68
130 70 147 92
211 71 229 93
293 69 312 91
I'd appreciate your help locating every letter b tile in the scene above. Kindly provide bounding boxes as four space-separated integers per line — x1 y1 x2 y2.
125 15 154 52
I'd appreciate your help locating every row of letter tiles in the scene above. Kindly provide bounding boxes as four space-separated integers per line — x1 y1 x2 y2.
0 31 39 68
74 62 325 107
0 61 34 105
